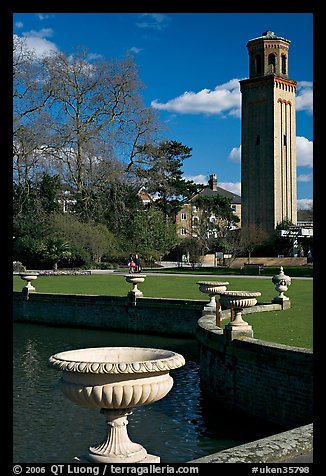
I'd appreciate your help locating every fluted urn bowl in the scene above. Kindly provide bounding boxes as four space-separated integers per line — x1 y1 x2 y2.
218 291 261 327
49 346 185 463
196 281 229 308
125 274 147 296
20 272 39 292
49 346 185 410
20 272 39 281
125 273 146 284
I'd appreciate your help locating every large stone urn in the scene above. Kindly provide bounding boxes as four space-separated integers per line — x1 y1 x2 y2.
20 272 39 293
196 281 229 311
218 291 261 334
272 266 292 302
48 346 185 463
125 273 146 297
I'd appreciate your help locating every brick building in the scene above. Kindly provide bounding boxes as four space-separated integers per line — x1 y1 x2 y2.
175 174 241 238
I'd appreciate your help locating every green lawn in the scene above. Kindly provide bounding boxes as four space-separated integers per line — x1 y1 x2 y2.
13 274 313 350
148 265 313 277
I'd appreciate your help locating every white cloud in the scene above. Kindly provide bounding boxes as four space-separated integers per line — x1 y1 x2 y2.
37 13 51 21
129 47 142 54
183 174 207 185
27 28 54 38
296 136 313 168
136 13 170 30
296 81 313 114
183 174 241 196
228 145 241 162
151 78 312 118
87 53 103 61
18 28 59 58
218 182 241 196
15 22 23 28
297 173 313 182
151 79 242 116
297 198 313 210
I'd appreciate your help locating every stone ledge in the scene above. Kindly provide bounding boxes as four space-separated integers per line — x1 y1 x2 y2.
188 423 313 463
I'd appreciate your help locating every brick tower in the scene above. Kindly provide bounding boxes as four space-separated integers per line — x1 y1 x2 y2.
240 31 297 237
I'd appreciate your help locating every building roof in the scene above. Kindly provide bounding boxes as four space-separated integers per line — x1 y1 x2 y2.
137 188 154 204
247 31 291 45
297 209 313 224
189 185 241 204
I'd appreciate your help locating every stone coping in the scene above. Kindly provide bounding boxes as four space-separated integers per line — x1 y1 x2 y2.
13 291 205 307
188 423 313 463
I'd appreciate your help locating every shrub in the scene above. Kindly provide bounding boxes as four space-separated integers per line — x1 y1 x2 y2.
13 261 26 273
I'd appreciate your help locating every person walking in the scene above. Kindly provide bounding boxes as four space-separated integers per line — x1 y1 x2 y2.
135 254 142 273
127 254 136 273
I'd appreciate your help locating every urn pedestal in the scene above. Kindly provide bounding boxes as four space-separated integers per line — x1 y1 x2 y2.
49 346 185 463
20 272 39 295
196 281 229 314
125 274 146 297
218 291 261 340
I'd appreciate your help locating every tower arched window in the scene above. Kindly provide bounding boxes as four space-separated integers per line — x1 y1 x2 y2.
268 53 275 73
255 55 262 75
281 54 287 75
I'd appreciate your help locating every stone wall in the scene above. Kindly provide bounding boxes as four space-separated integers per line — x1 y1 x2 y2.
13 292 204 337
196 314 313 428
230 256 308 267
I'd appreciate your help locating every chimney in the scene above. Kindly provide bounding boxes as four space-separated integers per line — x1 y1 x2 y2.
208 174 217 191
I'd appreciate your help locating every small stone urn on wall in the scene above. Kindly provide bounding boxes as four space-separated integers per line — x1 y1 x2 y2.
218 291 261 340
196 281 229 314
125 273 146 298
49 346 185 463
272 266 292 304
20 272 39 298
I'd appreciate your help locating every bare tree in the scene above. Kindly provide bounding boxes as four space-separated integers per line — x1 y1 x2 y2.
13 42 163 222
13 36 54 188
239 224 268 263
40 49 162 204
13 36 53 129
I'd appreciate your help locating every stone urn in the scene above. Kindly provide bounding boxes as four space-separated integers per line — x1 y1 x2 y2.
272 266 292 302
218 291 261 329
196 281 229 310
48 346 185 463
20 272 39 293
125 273 146 297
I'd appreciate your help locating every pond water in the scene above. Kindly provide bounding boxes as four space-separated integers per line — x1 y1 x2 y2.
13 322 277 463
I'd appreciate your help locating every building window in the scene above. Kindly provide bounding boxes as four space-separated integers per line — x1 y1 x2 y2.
180 228 187 236
255 55 262 75
231 205 236 211
181 212 187 220
283 134 287 146
192 216 199 228
256 134 260 145
268 53 275 73
281 54 287 74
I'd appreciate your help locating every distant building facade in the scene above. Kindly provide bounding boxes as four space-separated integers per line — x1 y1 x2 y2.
175 174 241 238
240 31 297 237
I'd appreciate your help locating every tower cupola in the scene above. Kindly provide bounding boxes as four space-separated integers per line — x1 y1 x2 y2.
247 31 291 79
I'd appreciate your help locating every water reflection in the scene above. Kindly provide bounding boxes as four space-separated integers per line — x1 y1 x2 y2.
13 322 276 463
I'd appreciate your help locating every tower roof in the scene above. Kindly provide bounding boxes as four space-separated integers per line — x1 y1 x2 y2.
247 31 291 46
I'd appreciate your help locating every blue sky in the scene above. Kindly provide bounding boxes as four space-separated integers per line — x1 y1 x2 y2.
13 12 313 209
